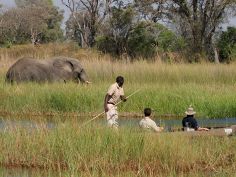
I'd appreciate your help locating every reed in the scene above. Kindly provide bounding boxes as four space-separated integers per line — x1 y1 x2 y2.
1 44 236 176
1 59 236 118
0 123 235 176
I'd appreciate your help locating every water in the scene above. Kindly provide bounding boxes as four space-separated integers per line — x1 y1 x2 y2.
1 117 236 131
116 117 236 129
0 119 55 130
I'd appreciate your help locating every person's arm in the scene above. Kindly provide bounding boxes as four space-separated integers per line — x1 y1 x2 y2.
120 88 127 102
192 118 209 131
192 119 209 131
104 94 111 112
150 120 163 132
197 127 209 131
192 118 199 131
154 126 164 132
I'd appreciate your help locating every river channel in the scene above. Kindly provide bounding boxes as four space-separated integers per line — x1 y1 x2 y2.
1 116 236 130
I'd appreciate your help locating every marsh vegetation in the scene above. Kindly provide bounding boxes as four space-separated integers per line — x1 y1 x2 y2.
1 0 236 175
1 44 236 118
0 44 236 176
0 120 236 176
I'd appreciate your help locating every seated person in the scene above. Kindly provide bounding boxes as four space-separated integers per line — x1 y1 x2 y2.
182 106 209 131
139 108 163 132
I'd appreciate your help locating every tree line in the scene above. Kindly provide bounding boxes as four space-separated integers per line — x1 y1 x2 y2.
0 0 236 62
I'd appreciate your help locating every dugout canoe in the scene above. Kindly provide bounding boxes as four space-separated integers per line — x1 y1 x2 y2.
172 125 236 137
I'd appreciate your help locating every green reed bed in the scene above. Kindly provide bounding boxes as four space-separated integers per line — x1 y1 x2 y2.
0 60 236 118
0 123 236 176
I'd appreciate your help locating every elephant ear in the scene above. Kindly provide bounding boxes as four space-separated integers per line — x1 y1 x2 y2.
53 59 73 72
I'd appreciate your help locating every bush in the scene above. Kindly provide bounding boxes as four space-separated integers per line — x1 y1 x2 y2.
127 22 158 58
95 36 117 55
96 18 186 59
218 26 236 62
128 22 186 58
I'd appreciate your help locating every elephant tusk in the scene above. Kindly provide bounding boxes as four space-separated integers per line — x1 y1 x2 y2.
85 81 92 84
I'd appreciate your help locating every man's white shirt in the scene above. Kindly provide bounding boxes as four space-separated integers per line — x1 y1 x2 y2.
139 117 162 132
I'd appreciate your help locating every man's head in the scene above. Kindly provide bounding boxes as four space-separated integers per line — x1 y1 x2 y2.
116 76 124 87
144 108 152 117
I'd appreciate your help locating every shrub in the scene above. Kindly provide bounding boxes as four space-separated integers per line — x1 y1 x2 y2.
218 26 236 62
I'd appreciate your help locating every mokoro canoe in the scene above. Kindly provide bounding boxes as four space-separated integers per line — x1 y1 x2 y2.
171 125 236 137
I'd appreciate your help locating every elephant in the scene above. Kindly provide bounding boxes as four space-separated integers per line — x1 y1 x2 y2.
5 56 91 84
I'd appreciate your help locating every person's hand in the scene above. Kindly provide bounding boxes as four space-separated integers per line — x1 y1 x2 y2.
104 105 109 112
122 96 127 102
198 127 209 131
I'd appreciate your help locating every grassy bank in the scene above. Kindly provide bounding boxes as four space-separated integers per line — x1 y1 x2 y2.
0 123 236 176
0 44 236 118
1 59 236 118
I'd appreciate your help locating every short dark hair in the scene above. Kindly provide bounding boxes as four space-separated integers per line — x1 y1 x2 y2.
144 108 152 117
116 76 124 84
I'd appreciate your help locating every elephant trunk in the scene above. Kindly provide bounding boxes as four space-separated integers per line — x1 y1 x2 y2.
78 70 91 84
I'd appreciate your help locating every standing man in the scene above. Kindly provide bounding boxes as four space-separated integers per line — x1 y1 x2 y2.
104 76 127 129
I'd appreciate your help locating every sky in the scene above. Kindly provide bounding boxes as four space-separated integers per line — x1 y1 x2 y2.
1 0 236 30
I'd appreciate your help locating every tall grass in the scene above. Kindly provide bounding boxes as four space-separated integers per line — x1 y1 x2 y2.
1 44 236 176
0 123 236 176
0 43 110 61
0 44 236 118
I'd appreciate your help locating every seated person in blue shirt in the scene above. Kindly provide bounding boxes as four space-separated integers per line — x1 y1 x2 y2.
182 106 209 131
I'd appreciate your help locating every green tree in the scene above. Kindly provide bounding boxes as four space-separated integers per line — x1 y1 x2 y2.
127 22 158 58
0 1 63 46
128 22 185 58
169 0 236 62
41 6 64 43
134 0 236 62
96 6 135 56
218 26 236 62
65 14 81 45
15 0 63 43
62 0 112 48
0 8 25 46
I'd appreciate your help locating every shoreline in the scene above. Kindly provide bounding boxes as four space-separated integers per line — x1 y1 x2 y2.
0 110 229 120
0 110 179 118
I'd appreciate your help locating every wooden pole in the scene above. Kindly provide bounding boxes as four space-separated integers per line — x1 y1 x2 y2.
79 89 141 128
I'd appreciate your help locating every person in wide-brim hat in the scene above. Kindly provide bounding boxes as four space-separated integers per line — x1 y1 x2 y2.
182 106 209 131
185 106 196 115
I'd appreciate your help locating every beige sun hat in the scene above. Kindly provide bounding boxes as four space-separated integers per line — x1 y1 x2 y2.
185 106 196 115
